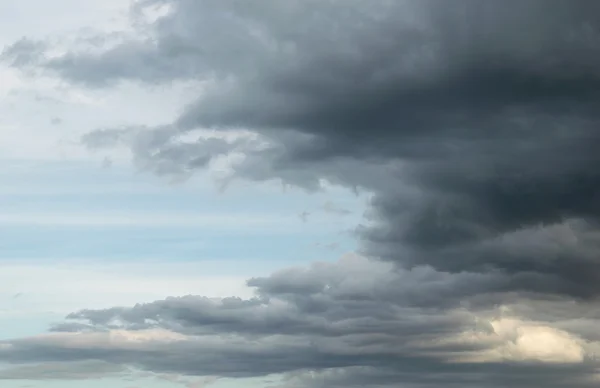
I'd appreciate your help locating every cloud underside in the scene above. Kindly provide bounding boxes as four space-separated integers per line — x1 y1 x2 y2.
3 0 600 386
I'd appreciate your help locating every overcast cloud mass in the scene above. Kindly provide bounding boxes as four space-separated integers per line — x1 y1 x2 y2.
2 0 600 386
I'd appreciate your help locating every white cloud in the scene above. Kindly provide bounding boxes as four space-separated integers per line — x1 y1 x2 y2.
431 315 591 365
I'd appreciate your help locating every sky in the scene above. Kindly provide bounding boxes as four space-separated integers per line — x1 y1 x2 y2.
1 1 600 387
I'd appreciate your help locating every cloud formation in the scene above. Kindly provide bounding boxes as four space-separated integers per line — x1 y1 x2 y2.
3 0 600 386
3 254 600 387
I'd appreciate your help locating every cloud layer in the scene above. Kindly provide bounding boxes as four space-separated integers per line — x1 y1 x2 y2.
4 254 600 387
3 0 600 386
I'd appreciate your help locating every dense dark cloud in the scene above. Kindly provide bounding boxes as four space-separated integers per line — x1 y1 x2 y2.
3 0 600 386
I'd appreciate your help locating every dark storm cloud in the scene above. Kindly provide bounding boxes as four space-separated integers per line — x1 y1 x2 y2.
277 363 600 388
4 0 600 386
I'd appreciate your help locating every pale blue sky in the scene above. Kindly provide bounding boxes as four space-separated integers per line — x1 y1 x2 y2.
0 160 363 263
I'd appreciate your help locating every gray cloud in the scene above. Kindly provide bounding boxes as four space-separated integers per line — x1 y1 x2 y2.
298 211 309 223
313 241 340 251
2 255 600 387
4 0 600 386
0 37 46 68
321 201 351 216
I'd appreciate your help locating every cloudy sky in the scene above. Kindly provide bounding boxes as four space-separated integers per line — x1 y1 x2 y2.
1 0 600 387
